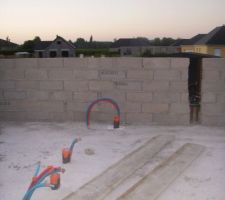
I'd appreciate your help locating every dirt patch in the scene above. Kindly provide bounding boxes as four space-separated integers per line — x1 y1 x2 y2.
0 154 6 162
85 148 95 155
8 162 21 170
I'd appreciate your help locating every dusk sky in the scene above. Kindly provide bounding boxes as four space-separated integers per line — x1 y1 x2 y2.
0 0 225 44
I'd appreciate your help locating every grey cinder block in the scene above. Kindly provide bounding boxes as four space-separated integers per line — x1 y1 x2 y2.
40 81 63 90
142 103 169 113
25 69 48 80
143 58 171 69
126 92 153 103
0 81 15 89
143 81 169 92
49 69 74 80
64 81 89 91
89 81 114 91
154 70 181 81
0 69 25 80
127 70 153 81
16 81 39 90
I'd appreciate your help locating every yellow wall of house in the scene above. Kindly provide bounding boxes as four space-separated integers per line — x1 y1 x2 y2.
181 45 195 53
207 45 225 57
193 45 208 54
181 45 208 54
181 45 225 57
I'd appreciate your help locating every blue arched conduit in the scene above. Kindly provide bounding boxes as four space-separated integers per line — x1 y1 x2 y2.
86 98 120 128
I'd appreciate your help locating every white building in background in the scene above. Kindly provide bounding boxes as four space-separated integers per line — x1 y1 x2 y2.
34 35 76 58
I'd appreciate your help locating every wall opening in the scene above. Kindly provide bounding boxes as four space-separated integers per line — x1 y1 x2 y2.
188 57 202 124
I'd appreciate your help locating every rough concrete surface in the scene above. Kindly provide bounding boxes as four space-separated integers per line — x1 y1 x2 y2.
63 135 174 200
0 122 224 200
117 143 205 200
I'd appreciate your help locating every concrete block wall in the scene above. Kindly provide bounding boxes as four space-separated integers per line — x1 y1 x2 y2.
201 59 225 126
0 58 189 125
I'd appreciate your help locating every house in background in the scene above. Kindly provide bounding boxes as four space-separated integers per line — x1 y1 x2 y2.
181 34 206 53
181 25 225 57
0 38 18 51
110 38 151 56
110 38 179 56
170 38 192 53
147 45 179 55
34 35 76 58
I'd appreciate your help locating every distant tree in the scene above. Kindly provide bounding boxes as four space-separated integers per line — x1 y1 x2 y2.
142 49 152 57
74 37 112 49
34 36 41 42
76 38 86 43
75 38 86 48
89 35 93 43
151 37 176 46
88 41 112 49
152 37 161 46
161 37 175 46
18 36 41 52
18 40 34 52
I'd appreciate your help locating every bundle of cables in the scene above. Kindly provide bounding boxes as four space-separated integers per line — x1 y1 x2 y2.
23 162 65 200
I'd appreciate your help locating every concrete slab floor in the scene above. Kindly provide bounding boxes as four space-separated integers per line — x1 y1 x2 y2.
0 122 224 200
117 143 205 200
63 135 175 200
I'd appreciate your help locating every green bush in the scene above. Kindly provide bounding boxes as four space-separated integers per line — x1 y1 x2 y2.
0 50 17 56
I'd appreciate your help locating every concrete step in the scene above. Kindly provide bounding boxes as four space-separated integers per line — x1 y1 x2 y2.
117 143 205 200
62 135 175 200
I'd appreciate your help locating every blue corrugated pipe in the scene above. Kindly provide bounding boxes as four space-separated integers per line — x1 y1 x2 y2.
23 164 64 200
